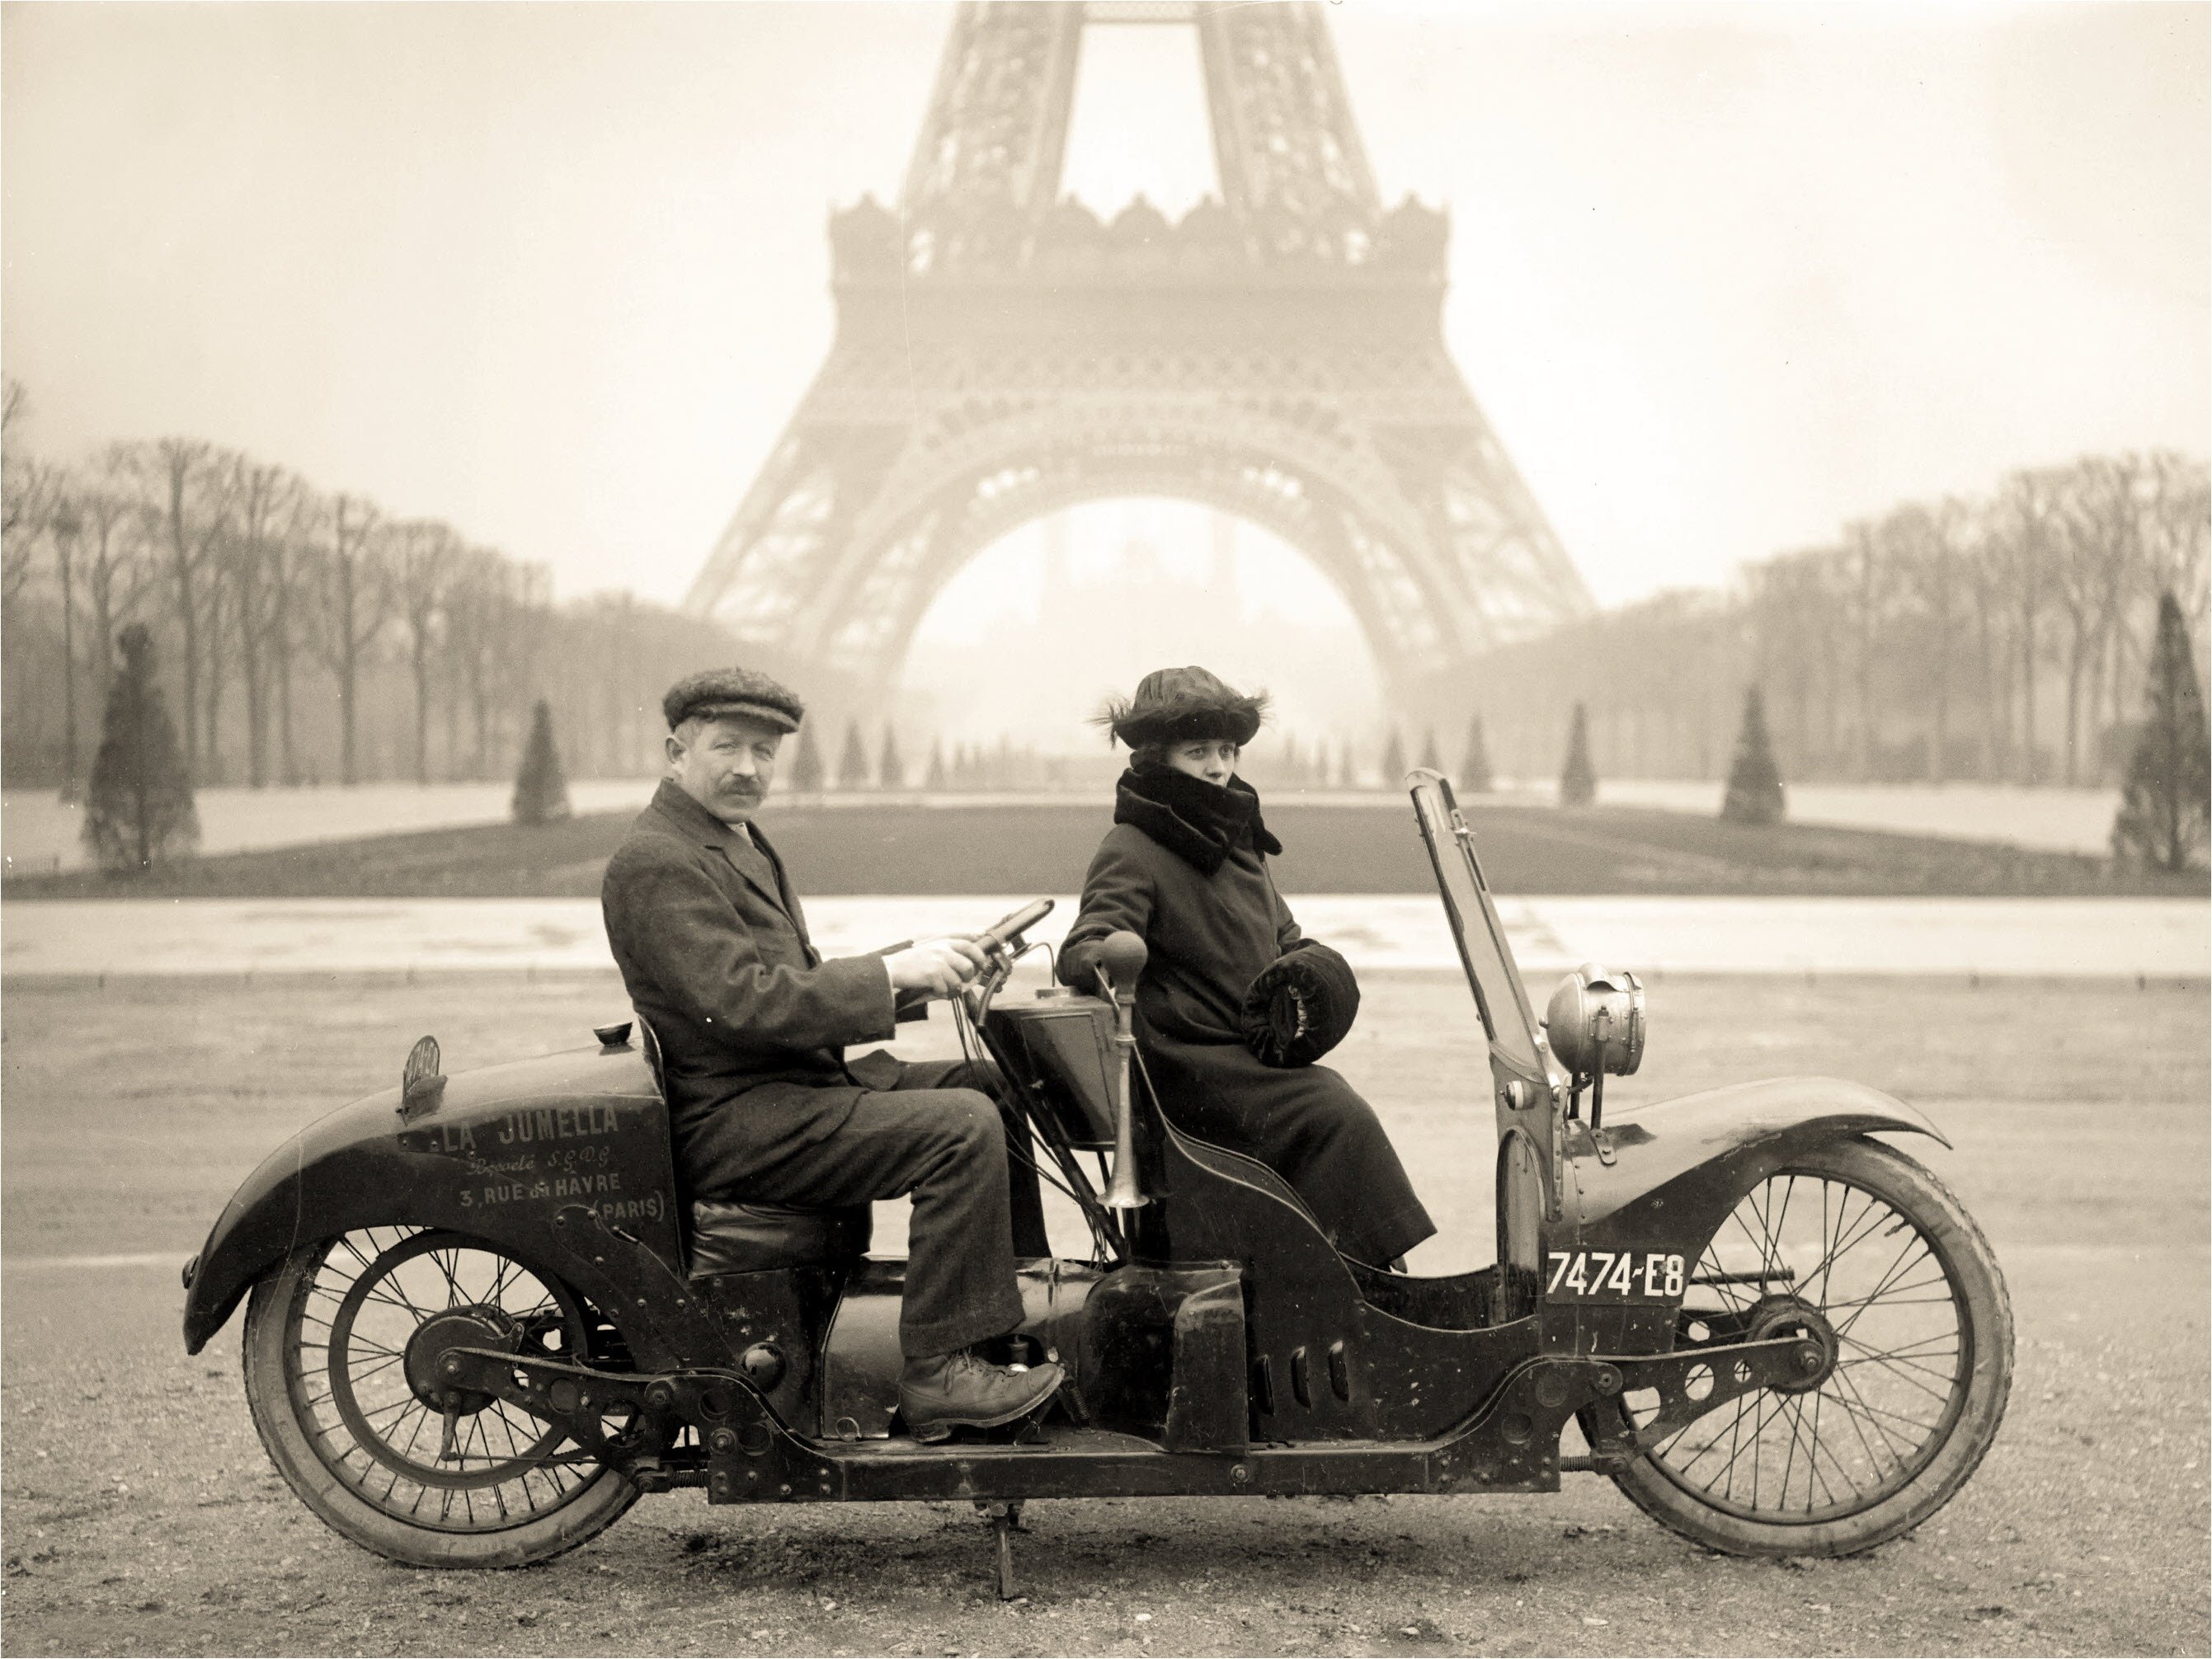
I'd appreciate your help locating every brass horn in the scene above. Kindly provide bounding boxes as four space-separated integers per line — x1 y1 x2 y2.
1093 930 1150 1212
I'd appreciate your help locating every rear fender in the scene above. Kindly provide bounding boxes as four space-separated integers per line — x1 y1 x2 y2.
1541 1077 1949 1351
181 1045 680 1355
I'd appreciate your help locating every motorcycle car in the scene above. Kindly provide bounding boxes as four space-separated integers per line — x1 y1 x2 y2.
181 772 2012 1587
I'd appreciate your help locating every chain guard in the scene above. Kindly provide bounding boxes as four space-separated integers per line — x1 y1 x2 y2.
1576 1337 1824 1467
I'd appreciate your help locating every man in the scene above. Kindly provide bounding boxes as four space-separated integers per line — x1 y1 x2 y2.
600 666 1061 1441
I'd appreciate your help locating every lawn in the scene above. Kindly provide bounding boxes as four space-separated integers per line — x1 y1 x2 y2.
4 797 2200 900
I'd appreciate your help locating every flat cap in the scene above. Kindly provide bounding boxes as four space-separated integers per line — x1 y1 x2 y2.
662 666 806 734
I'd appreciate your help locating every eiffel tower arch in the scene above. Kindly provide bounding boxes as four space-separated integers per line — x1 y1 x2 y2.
685 1 1595 723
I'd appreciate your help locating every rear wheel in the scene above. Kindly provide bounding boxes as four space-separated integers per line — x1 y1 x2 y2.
1597 1138 2012 1556
242 1226 642 1567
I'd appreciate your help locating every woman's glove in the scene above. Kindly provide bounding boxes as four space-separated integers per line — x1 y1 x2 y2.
1240 941 1360 1067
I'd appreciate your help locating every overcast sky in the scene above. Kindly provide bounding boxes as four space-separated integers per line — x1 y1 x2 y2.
4 1 2205 618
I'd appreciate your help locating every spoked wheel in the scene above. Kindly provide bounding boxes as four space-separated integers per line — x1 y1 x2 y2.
242 1226 642 1567
1595 1138 2012 1556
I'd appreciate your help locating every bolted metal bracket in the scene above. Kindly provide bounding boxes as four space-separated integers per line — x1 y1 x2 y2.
544 1203 726 1371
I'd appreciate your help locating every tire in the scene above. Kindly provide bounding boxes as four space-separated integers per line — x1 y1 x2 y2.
1597 1137 2012 1557
242 1226 642 1567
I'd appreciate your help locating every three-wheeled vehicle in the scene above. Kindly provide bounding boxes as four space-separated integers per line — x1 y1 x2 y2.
181 773 2012 1586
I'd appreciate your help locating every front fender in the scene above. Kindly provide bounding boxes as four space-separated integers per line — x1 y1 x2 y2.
1536 1077 1947 1353
181 1046 672 1354
1560 1075 1949 1257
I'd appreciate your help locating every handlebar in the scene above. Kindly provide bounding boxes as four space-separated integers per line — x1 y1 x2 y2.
979 897 1055 951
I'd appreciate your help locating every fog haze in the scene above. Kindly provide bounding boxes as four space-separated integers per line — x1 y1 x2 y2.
4 1 2205 624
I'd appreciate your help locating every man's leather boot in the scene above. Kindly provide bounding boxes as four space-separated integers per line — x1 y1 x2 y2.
899 1347 1066 1445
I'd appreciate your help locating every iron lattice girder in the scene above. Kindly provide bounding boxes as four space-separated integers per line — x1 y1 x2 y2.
685 1 1596 705
690 278 1593 697
899 2 1380 231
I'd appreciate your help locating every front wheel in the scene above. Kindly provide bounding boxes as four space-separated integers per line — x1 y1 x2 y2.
1594 1137 2012 1556
242 1226 642 1567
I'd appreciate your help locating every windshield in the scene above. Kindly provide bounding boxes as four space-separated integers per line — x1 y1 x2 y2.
1407 770 1544 1076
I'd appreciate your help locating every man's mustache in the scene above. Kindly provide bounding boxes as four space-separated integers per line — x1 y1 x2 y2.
719 780 765 797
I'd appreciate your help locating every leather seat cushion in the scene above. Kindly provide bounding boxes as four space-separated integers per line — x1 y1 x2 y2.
689 1198 873 1277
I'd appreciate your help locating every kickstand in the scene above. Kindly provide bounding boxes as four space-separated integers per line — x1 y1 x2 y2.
974 1500 1026 1600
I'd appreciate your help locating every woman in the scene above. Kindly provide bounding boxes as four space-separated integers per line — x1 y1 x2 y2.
1057 666 1434 1270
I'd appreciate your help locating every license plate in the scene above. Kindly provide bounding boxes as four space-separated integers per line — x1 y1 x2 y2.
1546 1250 1685 1301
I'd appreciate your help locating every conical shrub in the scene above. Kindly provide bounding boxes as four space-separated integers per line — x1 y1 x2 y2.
788 722 825 792
1380 729 1406 789
2112 591 2210 871
1460 714 1494 793
511 699 572 825
82 623 199 874
878 724 906 790
1559 703 1597 807
1720 687 1786 825
837 720 871 789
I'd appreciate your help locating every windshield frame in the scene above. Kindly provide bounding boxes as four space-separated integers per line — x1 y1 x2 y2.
1407 769 1547 1080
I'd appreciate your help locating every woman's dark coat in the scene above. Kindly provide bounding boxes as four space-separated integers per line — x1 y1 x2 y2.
1059 768 1433 1267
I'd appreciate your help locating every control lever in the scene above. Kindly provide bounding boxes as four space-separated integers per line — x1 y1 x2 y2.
1093 931 1150 1211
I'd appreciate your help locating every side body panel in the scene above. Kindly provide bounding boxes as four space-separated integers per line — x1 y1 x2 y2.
1137 1119 1537 1445
183 1045 678 1353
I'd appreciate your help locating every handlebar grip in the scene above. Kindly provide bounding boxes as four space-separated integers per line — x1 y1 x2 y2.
980 897 1055 950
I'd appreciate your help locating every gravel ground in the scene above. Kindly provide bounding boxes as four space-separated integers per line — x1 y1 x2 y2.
2 972 2206 1657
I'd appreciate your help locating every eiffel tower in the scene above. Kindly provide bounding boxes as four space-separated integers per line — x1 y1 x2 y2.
685 0 1594 722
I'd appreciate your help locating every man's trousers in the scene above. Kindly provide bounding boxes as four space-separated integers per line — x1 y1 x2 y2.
679 1058 1049 1359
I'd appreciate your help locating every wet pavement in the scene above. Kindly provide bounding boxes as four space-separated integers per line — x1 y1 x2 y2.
1 894 2201 980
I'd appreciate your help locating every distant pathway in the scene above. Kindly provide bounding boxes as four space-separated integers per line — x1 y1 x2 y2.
1590 778 2123 857
2 895 2200 980
2 777 2129 874
0 780 659 876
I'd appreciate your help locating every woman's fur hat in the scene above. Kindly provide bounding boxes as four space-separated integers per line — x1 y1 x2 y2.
1095 666 1268 750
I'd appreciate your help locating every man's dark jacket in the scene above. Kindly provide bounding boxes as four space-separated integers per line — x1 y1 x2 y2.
601 778 904 1177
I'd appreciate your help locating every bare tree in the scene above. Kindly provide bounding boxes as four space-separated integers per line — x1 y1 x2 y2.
200 505 240 785
2 380 44 577
2052 456 2141 785
78 448 153 683
228 461 313 787
47 481 85 798
439 548 512 779
1754 551 1840 778
2 444 60 610
1918 497 1975 783
125 438 235 782
496 560 555 763
1841 519 1900 780
306 494 396 786
269 491 318 787
2143 452 2210 641
393 519 459 783
1997 468 2066 784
